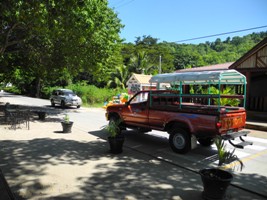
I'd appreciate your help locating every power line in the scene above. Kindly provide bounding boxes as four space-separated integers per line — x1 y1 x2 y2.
174 25 267 43
110 0 125 7
110 0 136 9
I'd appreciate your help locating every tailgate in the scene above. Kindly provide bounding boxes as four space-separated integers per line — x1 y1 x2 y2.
219 111 246 134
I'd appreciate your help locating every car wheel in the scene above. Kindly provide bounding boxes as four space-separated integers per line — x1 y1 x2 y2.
198 137 214 146
168 125 191 154
77 105 80 108
51 100 55 107
61 100 65 108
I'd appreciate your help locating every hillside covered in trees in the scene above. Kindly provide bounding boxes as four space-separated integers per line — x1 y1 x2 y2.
101 32 267 89
1 1 267 97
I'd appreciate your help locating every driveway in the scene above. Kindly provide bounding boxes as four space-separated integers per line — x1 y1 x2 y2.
0 92 266 200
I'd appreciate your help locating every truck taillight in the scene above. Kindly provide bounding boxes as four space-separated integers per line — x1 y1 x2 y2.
216 121 222 129
216 117 222 129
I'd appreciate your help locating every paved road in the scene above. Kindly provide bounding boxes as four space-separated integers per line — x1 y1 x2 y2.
1 92 267 198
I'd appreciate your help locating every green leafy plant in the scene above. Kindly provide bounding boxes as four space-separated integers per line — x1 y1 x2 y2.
63 114 70 124
215 136 244 171
209 86 240 106
106 120 121 138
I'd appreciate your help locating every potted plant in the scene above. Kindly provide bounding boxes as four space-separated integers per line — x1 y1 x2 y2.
106 119 124 154
199 136 244 200
61 114 73 133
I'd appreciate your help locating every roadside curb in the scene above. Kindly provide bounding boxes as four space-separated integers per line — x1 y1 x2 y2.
245 122 267 132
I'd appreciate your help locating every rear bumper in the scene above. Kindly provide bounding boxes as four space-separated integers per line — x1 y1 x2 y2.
221 130 250 140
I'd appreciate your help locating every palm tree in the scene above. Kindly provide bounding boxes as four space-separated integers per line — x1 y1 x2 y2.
130 50 156 74
107 65 129 89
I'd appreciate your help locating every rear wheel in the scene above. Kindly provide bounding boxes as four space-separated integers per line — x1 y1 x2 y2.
51 99 55 107
168 125 191 154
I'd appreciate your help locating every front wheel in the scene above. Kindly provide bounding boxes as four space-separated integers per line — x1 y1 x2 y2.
168 126 191 154
61 100 65 108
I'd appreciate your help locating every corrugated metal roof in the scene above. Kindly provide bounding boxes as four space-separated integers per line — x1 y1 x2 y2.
175 62 234 73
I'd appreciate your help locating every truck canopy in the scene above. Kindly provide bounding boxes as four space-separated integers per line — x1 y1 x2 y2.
149 69 247 109
149 69 246 85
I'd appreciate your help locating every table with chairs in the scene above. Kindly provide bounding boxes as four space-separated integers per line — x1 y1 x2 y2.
4 103 30 130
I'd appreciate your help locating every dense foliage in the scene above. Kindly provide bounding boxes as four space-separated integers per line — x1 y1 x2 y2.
1 1 267 101
0 0 123 96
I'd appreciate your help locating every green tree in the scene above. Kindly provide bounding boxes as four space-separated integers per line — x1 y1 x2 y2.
0 0 123 96
129 50 150 74
135 35 159 46
107 65 130 89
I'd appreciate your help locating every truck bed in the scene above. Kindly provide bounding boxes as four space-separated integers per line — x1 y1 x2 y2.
150 101 245 115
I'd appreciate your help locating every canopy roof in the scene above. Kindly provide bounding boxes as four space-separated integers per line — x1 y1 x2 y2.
149 69 246 85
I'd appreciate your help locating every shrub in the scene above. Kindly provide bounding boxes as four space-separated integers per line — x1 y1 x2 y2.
2 86 21 94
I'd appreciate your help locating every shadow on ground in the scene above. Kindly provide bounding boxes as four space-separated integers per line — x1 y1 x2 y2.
0 133 203 199
0 129 266 199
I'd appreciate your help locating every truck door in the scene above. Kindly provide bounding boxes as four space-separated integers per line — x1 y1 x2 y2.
123 91 149 127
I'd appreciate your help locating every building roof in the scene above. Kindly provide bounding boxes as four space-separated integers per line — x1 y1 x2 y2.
229 37 267 70
175 62 234 73
126 73 152 85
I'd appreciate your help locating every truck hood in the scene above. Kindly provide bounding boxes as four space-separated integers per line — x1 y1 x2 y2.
106 103 126 111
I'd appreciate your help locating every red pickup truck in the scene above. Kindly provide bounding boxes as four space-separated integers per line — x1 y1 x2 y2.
106 70 252 153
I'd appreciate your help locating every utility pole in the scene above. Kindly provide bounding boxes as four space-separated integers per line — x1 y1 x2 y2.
159 55 162 74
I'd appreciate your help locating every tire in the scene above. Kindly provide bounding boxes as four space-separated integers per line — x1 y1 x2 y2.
61 100 65 108
198 137 214 146
51 100 55 107
77 105 80 108
168 125 191 154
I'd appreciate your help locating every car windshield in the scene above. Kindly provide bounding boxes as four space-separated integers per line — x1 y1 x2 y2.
64 91 75 96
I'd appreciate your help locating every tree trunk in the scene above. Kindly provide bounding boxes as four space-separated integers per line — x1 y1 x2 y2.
36 77 41 98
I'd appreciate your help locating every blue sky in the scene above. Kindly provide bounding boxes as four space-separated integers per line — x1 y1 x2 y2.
108 0 267 44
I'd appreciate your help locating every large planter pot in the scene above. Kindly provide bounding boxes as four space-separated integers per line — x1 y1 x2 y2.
199 168 233 200
61 121 73 133
108 135 125 154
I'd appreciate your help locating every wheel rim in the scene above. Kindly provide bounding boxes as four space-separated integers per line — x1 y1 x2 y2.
173 134 185 149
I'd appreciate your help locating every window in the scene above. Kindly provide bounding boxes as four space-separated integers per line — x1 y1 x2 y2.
131 92 148 104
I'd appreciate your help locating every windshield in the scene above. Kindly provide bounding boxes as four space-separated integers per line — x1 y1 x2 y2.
64 91 76 96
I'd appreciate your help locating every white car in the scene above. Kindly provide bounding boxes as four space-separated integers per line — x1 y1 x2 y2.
50 89 82 108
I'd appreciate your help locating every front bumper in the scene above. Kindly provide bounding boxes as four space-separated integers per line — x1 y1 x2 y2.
65 100 82 106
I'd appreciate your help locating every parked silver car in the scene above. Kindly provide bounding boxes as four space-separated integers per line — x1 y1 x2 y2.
50 89 82 108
